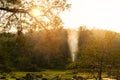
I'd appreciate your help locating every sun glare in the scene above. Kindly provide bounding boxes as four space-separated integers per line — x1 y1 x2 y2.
31 7 41 17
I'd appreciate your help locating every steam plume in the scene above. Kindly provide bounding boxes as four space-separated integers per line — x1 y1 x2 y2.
67 29 78 62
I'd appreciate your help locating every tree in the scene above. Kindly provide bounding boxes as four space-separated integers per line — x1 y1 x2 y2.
0 33 16 73
0 0 71 32
71 27 117 80
26 29 70 69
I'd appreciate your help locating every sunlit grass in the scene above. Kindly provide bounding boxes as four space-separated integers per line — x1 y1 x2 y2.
1 70 108 80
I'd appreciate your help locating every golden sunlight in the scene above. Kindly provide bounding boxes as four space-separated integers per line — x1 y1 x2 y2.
31 7 41 17
61 0 120 32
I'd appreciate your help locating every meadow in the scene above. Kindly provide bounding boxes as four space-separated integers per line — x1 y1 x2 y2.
0 69 111 80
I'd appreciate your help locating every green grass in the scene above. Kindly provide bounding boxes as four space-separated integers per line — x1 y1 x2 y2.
0 70 74 80
0 70 108 80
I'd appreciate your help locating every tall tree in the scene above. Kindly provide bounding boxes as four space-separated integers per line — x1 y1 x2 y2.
70 27 117 80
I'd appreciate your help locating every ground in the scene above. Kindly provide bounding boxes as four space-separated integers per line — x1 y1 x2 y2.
0 69 113 80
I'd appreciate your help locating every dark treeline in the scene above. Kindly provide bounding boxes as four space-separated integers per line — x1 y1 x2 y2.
0 29 71 72
1 26 120 74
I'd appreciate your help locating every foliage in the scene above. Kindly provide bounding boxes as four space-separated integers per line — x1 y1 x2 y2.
68 26 120 80
0 0 71 32
0 29 70 71
0 0 71 71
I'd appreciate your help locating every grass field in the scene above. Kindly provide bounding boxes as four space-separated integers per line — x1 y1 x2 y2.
5 70 75 80
0 70 109 80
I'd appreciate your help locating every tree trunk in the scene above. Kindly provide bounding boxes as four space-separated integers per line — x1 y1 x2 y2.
98 70 102 80
98 60 102 80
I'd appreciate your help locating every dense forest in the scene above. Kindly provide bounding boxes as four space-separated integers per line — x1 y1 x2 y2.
0 26 120 73
0 28 70 71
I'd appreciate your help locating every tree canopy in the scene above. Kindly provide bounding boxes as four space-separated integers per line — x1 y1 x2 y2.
0 0 71 32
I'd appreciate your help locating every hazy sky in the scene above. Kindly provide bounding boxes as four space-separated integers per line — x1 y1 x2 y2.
61 0 120 32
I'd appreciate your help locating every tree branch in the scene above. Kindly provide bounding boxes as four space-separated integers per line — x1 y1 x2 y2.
0 7 28 13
